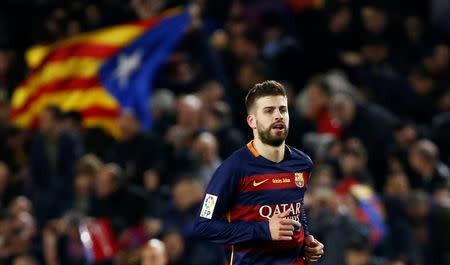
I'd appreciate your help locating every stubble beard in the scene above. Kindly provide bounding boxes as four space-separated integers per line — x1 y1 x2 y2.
256 122 289 147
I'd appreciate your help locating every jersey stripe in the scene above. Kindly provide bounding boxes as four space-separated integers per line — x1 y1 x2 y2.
239 172 310 192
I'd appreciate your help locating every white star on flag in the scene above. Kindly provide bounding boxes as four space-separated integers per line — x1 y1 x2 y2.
114 49 143 88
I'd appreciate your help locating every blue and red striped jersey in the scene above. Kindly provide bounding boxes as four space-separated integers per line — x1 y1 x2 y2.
193 141 314 265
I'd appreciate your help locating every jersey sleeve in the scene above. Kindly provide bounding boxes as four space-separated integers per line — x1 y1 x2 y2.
192 158 271 244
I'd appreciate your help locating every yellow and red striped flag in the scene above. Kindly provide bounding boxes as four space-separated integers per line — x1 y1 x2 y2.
11 9 187 138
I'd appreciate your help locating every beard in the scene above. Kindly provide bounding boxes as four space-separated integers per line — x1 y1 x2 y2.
256 121 289 147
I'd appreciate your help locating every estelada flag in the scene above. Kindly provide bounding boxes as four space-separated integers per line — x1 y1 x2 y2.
11 9 189 137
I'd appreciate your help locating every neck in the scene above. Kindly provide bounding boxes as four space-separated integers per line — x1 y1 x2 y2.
253 138 285 163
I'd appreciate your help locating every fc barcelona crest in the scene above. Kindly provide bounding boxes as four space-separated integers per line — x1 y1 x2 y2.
295 172 304 188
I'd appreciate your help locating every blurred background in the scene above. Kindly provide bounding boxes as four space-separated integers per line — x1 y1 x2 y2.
0 0 449 265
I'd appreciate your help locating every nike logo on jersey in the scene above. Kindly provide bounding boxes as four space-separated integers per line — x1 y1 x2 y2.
253 179 269 187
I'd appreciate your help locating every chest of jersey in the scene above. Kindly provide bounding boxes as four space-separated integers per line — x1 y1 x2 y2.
229 169 310 223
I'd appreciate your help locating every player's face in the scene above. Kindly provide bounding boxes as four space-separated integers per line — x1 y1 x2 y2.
253 95 289 146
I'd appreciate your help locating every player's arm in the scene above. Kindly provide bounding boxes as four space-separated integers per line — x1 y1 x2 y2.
192 160 272 244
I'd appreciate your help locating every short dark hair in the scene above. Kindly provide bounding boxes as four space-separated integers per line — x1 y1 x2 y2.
64 111 83 123
245 80 287 113
44 105 64 121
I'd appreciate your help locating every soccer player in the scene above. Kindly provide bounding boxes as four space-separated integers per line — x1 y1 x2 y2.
193 80 324 264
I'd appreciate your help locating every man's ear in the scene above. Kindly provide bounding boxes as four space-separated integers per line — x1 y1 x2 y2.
247 114 256 129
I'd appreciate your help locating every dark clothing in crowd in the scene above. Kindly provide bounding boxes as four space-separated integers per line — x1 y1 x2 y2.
28 131 82 189
89 185 147 235
341 104 397 190
109 133 166 185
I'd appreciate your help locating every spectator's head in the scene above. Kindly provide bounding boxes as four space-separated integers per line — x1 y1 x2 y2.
131 0 164 20
340 141 368 177
167 53 196 84
151 89 175 120
96 163 123 198
118 109 141 140
210 29 229 51
0 161 10 193
230 30 260 61
204 101 232 131
162 230 185 264
144 169 160 192
310 164 335 190
424 43 450 75
408 66 434 96
0 48 11 76
408 139 439 177
237 61 267 92
9 196 33 217
176 94 202 131
84 4 102 28
245 80 289 147
407 190 430 223
142 239 167 265
432 182 450 206
12 255 38 265
11 210 36 244
361 4 387 34
308 187 339 217
404 15 424 42
327 4 352 33
260 11 285 56
330 92 356 127
437 89 450 112
197 80 224 110
63 111 83 134
66 19 82 37
226 15 248 37
393 121 418 149
345 237 371 265
39 105 63 135
192 132 219 165
172 177 203 211
74 154 102 196
305 75 332 112
383 172 410 197
361 38 389 64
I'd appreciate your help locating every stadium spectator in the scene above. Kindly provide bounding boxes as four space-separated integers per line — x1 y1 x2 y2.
109 109 166 185
296 75 341 138
165 94 203 181
141 238 168 265
191 132 221 185
406 139 450 193
150 88 176 139
28 105 83 224
88 163 147 236
204 101 245 159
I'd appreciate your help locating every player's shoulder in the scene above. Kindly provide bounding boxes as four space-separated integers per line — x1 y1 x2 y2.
288 145 314 168
215 145 250 172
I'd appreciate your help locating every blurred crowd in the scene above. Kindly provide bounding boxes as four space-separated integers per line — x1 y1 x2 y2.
0 0 450 265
